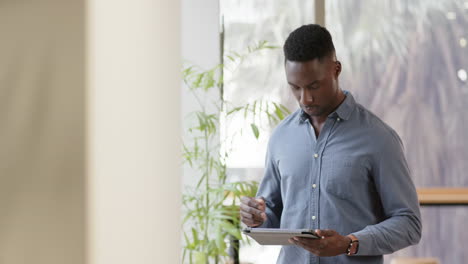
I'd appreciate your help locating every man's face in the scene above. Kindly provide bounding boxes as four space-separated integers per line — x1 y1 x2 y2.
285 57 342 118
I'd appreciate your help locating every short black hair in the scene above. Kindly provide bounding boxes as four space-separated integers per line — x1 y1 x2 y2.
283 24 335 62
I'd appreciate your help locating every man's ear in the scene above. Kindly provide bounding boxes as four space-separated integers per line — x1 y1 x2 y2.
335 60 342 77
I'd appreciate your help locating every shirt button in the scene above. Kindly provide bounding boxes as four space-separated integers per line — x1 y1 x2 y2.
313 153 319 158
312 184 317 188
312 216 316 220
337 117 341 122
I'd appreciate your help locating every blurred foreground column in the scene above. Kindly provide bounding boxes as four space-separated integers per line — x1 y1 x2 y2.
0 1 86 263
0 0 181 263
87 1 181 264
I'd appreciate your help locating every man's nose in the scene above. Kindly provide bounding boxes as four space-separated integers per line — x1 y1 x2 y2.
300 89 314 105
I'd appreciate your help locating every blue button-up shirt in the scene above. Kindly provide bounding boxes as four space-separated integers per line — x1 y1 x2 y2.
256 91 422 264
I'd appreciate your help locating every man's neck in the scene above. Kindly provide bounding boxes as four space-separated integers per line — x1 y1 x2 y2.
309 90 346 126
308 90 346 138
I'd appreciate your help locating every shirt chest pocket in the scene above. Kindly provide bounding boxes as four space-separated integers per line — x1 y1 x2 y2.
321 156 369 200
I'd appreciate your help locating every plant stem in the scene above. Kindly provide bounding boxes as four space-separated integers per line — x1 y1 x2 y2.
204 127 210 264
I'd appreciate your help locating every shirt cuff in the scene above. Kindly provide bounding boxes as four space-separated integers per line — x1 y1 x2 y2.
351 228 376 256
256 207 280 228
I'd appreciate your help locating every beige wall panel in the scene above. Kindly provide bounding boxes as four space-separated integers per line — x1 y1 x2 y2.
87 0 181 263
0 1 85 264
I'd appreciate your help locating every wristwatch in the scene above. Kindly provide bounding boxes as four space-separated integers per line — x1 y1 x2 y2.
346 235 359 256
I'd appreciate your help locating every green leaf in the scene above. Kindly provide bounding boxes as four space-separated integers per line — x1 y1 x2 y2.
183 66 194 78
244 103 250 119
217 74 224 87
215 226 226 252
250 123 259 139
184 232 196 250
227 106 243 116
193 73 204 88
273 102 285 120
194 251 207 264
202 69 216 91
279 103 291 115
191 228 199 246
219 221 242 239
195 172 207 189
266 111 279 124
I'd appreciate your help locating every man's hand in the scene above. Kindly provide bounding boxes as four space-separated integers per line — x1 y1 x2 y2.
288 229 350 257
240 196 267 227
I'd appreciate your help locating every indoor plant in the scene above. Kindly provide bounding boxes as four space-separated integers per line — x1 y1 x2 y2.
182 41 289 264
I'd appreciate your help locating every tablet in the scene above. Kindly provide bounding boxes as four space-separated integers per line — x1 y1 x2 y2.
242 228 321 245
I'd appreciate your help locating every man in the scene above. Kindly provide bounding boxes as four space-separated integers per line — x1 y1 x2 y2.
240 24 422 264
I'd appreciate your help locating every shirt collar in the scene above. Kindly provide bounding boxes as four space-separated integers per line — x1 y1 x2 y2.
298 90 356 124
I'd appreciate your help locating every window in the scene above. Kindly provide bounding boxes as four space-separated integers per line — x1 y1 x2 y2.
220 1 315 263
326 1 468 263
